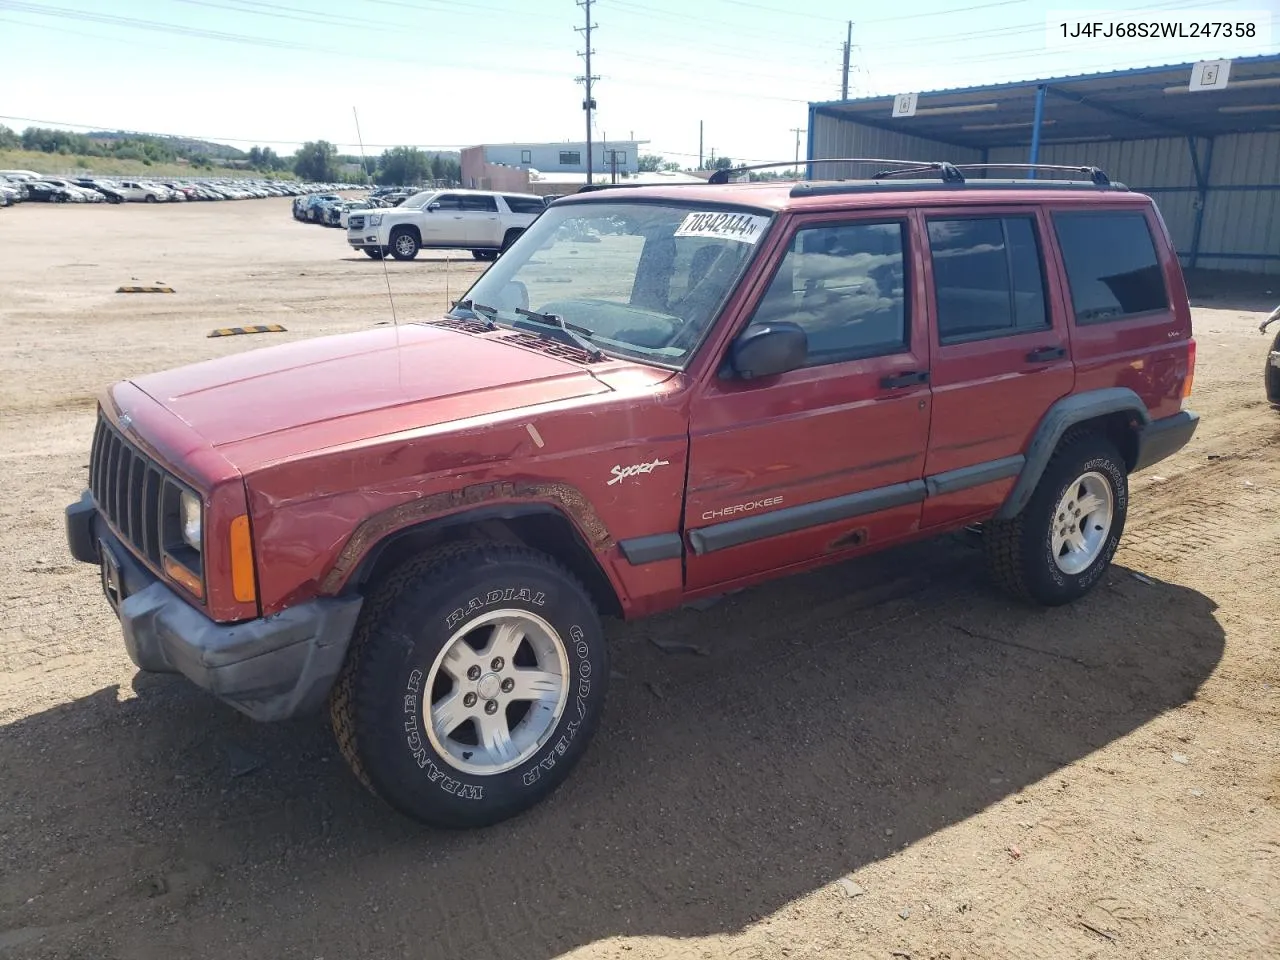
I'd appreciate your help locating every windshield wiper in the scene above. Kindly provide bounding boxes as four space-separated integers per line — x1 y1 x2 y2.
514 308 604 360
449 298 499 329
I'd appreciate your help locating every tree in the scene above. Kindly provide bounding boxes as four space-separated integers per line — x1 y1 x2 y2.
376 146 431 186
661 160 682 172
0 125 18 149
294 140 338 181
637 153 665 172
711 156 734 171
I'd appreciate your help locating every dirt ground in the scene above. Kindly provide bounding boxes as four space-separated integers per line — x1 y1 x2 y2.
1 198 1277 960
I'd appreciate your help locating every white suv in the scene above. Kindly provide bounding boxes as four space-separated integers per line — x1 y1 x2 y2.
346 188 547 261
115 180 171 203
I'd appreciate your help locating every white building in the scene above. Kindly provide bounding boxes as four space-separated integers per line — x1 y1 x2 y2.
462 140 646 186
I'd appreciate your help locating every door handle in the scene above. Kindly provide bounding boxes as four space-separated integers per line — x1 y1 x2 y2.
1026 345 1067 362
880 370 929 388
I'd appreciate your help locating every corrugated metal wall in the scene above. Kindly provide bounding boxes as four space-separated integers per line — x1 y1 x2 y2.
813 113 1279 274
810 112 981 181
991 132 1279 274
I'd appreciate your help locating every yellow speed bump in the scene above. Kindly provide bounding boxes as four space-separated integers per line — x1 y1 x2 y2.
207 324 288 338
116 285 175 293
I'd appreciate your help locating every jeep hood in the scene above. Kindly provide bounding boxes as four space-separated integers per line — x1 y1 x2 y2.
129 322 611 466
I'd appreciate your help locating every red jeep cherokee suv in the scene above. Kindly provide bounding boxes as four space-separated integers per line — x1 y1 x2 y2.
66 162 1198 827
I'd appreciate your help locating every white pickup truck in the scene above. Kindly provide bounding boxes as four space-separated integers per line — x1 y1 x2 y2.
346 188 547 261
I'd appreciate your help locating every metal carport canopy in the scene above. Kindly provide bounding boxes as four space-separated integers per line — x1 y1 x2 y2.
808 54 1280 151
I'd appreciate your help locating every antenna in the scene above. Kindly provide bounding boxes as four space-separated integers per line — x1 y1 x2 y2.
352 106 398 329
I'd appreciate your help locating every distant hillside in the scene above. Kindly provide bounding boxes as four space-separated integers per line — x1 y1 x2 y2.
86 130 246 160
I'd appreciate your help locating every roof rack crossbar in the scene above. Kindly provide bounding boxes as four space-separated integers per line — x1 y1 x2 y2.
949 163 1111 185
706 157 937 184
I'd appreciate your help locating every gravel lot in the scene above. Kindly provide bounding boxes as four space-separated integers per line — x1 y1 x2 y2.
1 198 1277 960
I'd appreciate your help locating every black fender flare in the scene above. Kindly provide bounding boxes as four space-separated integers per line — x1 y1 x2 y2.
995 387 1149 520
331 499 623 617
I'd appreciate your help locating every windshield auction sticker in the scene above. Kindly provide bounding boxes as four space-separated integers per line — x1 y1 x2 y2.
674 211 770 244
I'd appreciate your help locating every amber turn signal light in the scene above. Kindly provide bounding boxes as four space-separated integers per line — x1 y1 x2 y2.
163 556 204 599
229 514 257 604
1181 339 1196 399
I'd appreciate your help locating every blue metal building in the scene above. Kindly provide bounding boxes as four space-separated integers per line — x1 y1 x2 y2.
807 54 1280 275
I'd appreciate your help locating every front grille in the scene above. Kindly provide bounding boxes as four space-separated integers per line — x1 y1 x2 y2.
89 413 191 571
348 215 365 230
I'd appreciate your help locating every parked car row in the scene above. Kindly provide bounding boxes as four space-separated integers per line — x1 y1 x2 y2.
0 170 347 207
292 190 394 227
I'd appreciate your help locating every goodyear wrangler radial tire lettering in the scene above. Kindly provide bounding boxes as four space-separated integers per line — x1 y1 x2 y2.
983 432 1128 606
329 541 609 828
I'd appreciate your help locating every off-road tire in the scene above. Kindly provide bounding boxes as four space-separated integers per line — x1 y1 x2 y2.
363 248 384 260
389 228 420 260
1265 329 1280 407
984 431 1128 606
329 541 608 828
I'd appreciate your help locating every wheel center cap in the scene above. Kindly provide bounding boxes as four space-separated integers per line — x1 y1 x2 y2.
477 673 501 700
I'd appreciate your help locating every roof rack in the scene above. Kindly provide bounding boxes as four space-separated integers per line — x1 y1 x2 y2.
873 162 1112 186
706 158 943 185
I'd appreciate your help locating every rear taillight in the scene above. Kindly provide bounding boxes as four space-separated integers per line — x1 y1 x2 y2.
1182 338 1196 402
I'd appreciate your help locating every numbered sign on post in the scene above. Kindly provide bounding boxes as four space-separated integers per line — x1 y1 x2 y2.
892 93 918 117
1189 60 1231 91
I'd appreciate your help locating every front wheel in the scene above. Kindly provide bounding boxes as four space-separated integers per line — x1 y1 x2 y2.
389 229 419 260
145 194 157 203
330 542 609 828
984 432 1128 606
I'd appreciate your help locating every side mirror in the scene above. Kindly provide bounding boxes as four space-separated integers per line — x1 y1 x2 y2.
427 202 440 212
726 322 807 380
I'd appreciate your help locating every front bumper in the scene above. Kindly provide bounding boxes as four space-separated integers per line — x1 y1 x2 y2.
66 491 363 722
1132 410 1200 472
348 235 380 248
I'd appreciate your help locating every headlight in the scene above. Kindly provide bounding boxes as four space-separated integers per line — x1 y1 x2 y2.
369 213 383 227
180 491 202 550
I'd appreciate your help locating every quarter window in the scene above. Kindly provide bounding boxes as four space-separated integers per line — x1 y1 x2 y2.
503 195 547 214
927 216 1049 344
749 221 909 366
1052 211 1169 323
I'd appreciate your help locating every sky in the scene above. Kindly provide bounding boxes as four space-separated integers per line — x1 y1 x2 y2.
0 0 1277 166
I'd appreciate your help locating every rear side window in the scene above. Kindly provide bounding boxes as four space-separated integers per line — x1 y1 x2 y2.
750 221 909 366
1052 211 1169 323
503 195 546 214
927 216 1048 344
461 194 499 212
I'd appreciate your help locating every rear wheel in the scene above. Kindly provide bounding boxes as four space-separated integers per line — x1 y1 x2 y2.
984 432 1128 606
500 228 524 253
389 229 420 260
471 250 498 262
330 542 609 828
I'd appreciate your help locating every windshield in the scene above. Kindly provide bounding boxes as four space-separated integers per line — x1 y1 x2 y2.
403 190 437 208
452 201 771 368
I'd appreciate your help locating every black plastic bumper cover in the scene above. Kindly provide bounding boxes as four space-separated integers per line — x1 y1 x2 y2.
65 491 363 722
1132 410 1200 473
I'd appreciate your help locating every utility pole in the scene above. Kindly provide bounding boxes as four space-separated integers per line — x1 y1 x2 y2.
791 127 805 168
698 120 703 169
575 0 599 185
841 21 852 100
